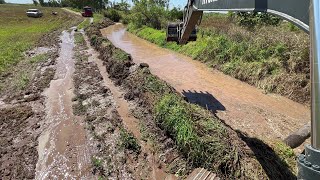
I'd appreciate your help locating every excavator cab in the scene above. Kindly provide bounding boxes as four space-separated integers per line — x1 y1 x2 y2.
166 23 179 42
166 22 197 43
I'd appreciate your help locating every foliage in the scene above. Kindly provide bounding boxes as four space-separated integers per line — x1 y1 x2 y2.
235 12 282 29
119 128 141 153
92 157 103 168
129 0 169 29
60 0 108 10
103 8 121 22
33 0 38 6
155 94 233 169
169 7 183 21
0 0 5 4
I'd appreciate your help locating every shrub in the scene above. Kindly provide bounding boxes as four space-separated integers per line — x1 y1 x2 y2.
103 9 121 22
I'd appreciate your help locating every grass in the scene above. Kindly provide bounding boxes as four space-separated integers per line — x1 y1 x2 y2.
77 18 91 29
155 94 233 169
93 13 104 23
77 13 104 30
0 4 82 74
119 128 141 153
29 53 49 64
92 156 103 168
16 72 30 89
74 32 85 45
112 48 128 61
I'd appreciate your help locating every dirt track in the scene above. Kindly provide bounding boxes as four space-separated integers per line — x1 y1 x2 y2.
101 24 310 147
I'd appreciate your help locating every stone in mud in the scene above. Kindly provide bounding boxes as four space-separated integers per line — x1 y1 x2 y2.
139 63 149 69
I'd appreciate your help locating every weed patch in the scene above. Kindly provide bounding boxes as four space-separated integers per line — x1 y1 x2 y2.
119 128 141 154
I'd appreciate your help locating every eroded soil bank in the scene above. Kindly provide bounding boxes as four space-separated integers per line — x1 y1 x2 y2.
101 23 310 145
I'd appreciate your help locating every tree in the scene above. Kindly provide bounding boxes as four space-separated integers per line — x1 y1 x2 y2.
130 0 170 29
33 0 39 6
61 0 108 11
0 0 5 4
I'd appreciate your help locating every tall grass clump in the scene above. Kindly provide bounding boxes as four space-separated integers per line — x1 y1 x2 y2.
155 94 236 172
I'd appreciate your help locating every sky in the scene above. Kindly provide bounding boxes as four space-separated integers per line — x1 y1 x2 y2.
6 0 186 8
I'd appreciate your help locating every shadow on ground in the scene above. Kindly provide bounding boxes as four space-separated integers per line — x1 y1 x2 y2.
236 130 296 180
181 90 225 113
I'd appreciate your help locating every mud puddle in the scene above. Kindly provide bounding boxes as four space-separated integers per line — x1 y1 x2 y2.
101 24 310 145
83 33 176 180
35 30 93 179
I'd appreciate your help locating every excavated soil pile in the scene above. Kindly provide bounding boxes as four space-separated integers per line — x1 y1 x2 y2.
85 19 297 179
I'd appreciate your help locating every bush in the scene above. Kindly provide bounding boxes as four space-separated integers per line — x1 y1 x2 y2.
103 9 121 22
236 12 281 29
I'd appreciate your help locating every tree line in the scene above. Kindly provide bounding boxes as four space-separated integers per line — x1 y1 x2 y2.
32 0 108 10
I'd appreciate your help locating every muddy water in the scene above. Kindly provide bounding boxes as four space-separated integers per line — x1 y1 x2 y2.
83 33 176 180
101 24 311 143
35 30 92 179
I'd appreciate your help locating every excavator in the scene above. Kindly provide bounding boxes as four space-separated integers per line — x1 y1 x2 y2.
166 0 320 179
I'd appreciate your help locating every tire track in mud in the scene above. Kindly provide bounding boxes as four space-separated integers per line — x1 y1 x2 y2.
35 30 93 179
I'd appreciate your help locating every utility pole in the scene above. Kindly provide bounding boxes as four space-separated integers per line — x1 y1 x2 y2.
297 0 320 178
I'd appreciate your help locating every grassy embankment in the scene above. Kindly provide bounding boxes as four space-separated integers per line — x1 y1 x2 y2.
128 13 310 104
0 4 82 94
0 4 82 74
87 19 297 179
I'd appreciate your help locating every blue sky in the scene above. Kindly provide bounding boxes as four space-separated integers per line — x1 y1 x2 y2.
6 0 186 7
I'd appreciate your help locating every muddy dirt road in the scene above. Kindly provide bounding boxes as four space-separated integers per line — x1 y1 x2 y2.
35 30 93 179
101 24 310 144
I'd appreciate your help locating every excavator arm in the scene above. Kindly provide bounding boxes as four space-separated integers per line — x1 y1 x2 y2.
166 0 320 179
167 0 310 44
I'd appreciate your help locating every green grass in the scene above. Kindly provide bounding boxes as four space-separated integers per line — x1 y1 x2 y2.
119 128 141 153
74 32 85 45
92 157 103 168
78 18 90 29
155 94 232 169
77 13 104 29
0 4 82 74
29 53 49 64
112 48 128 61
16 72 30 89
93 13 104 23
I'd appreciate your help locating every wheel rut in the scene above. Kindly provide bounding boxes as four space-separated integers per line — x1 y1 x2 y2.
35 30 93 179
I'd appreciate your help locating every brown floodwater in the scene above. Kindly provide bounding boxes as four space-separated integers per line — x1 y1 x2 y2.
101 24 311 143
35 30 93 179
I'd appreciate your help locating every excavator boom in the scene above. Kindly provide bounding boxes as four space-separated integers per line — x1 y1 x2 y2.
167 0 310 44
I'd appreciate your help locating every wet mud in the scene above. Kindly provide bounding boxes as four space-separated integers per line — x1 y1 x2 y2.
0 40 59 180
101 24 310 145
35 30 93 179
